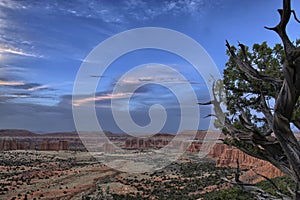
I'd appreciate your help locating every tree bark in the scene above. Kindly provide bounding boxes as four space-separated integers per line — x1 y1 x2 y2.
265 0 300 184
204 1 300 198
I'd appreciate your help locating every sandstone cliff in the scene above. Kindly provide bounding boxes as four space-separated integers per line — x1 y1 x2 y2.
39 140 69 151
0 139 24 150
208 143 284 183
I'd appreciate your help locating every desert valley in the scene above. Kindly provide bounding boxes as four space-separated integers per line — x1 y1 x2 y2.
0 129 287 199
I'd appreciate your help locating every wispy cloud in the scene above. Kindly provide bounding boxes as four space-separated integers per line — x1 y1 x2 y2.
11 83 41 90
1 93 29 98
0 0 24 10
0 80 25 86
0 46 42 58
27 85 49 91
72 64 202 110
118 76 191 86
122 0 223 21
73 92 132 106
3 0 222 25
0 78 55 105
114 64 194 89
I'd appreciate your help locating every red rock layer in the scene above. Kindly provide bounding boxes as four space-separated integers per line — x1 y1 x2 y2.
208 143 284 183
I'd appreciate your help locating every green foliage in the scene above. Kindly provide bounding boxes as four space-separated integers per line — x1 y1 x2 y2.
111 161 236 200
257 176 300 197
96 184 103 200
224 41 284 102
201 187 254 200
202 176 299 199
223 40 300 133
222 40 300 198
224 42 285 133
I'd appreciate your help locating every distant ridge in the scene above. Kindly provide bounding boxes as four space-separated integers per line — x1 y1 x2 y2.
0 129 297 139
0 129 37 137
42 131 79 137
0 129 176 138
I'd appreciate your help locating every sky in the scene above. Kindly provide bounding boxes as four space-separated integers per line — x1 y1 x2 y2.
0 0 300 133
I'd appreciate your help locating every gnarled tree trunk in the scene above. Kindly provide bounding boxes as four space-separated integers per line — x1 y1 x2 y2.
265 0 300 184
202 0 300 199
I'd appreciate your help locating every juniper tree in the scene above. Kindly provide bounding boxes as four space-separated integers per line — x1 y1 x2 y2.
202 0 300 198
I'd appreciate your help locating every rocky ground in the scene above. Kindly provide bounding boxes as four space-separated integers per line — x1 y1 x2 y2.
0 129 287 199
0 150 119 200
0 151 237 200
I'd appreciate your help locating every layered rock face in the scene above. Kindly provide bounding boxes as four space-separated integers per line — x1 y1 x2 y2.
39 140 69 150
208 143 284 183
0 139 69 151
0 139 24 150
0 130 75 151
124 136 172 149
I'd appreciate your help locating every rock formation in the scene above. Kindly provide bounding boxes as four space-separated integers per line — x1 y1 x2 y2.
39 140 69 151
208 143 284 183
124 136 172 149
0 139 24 150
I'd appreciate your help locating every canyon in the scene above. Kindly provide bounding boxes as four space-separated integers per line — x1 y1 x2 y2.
0 129 285 183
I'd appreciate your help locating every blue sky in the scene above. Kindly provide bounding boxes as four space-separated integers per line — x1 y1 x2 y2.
0 0 300 133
